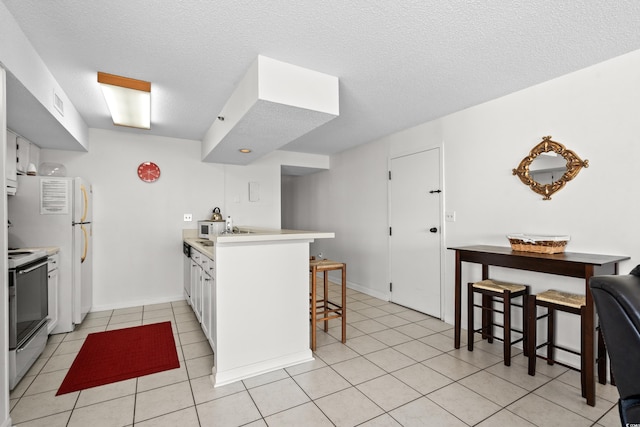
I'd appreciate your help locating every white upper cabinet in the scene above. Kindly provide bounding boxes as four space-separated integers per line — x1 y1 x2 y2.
6 130 17 193
16 135 29 174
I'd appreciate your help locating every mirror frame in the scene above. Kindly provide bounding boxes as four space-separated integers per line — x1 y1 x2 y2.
512 136 589 200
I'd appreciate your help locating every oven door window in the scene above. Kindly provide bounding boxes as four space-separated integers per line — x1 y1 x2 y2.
15 260 48 347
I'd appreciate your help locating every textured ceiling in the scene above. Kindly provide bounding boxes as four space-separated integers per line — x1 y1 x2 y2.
3 0 640 157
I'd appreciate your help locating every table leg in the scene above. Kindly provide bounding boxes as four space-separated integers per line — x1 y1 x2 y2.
454 250 462 349
481 265 490 341
597 328 607 384
584 265 595 406
323 271 329 332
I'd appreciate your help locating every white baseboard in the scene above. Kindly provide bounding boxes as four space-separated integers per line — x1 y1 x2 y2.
346 281 389 301
212 350 314 387
90 293 186 312
316 272 389 301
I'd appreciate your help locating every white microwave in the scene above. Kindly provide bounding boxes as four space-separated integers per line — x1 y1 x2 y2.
198 220 225 239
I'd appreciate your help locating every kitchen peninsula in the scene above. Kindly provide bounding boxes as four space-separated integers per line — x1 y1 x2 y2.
183 227 334 387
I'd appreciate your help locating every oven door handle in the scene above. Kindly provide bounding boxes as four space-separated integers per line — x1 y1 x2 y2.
18 260 48 275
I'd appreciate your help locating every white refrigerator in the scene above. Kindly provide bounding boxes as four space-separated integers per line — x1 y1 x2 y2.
8 175 93 334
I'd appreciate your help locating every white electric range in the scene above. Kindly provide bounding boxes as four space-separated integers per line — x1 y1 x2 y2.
7 248 49 390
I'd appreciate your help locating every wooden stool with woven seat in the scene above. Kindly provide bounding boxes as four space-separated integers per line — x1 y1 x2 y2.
527 290 587 389
309 258 346 351
528 290 612 395
468 279 529 366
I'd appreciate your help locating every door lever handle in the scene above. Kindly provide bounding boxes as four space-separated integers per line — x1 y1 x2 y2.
429 227 438 233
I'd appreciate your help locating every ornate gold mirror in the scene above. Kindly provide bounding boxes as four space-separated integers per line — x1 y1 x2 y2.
512 136 589 200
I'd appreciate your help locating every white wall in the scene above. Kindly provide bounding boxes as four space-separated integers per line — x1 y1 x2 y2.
1 66 11 427
284 48 640 365
40 128 282 310
223 153 281 228
439 49 640 362
283 137 391 298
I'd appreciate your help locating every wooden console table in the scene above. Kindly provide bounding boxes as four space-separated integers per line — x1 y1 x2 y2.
449 245 629 406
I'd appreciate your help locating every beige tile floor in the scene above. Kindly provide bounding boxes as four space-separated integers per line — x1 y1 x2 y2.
9 284 622 426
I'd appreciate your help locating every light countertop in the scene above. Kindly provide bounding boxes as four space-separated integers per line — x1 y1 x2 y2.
183 227 334 255
9 246 60 256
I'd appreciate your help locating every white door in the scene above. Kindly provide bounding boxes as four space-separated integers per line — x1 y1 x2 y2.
389 148 442 317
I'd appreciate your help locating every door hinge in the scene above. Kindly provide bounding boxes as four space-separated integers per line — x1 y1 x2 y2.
389 227 392 236
388 171 391 180
390 282 393 292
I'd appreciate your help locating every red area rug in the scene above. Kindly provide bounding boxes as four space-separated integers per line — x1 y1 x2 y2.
56 321 179 395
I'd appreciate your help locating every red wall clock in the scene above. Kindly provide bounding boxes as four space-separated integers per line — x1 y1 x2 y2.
137 162 161 183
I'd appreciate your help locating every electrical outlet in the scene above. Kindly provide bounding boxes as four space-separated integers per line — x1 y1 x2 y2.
184 214 193 222
317 252 323 259
445 211 456 222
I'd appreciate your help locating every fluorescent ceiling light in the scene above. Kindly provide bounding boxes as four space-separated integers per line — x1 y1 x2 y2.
98 72 151 129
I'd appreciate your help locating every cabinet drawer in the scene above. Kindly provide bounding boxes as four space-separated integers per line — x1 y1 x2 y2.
47 254 59 272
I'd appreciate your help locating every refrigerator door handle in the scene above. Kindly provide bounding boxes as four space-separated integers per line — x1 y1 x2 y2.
81 225 88 263
80 185 88 223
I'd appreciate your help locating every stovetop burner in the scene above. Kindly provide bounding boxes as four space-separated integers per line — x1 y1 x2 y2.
8 249 47 269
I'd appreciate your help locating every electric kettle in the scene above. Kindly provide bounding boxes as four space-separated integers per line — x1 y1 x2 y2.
211 207 223 221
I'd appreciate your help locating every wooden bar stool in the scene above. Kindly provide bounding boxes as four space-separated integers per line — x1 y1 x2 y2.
527 289 588 399
468 279 529 366
309 258 346 351
527 290 610 395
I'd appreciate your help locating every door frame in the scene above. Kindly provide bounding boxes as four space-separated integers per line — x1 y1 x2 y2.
387 145 446 319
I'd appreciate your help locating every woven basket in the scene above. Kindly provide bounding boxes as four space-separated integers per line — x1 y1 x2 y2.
507 234 570 254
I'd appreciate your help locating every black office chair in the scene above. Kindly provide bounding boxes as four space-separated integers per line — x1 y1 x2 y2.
590 267 640 425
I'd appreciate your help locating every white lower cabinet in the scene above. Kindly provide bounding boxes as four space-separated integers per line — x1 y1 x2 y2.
201 264 211 340
191 251 202 323
207 260 217 353
186 246 216 352
47 254 59 334
202 257 215 350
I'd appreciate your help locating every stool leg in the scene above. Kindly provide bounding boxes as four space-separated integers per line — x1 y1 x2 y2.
482 294 493 342
503 289 512 366
467 283 474 352
311 266 317 351
341 265 346 344
323 271 329 332
528 295 537 376
547 308 555 366
580 305 587 398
